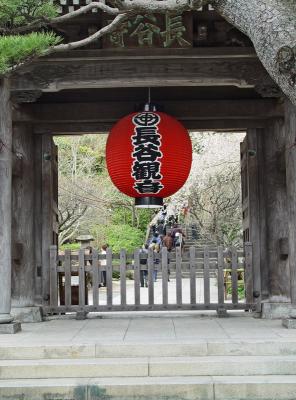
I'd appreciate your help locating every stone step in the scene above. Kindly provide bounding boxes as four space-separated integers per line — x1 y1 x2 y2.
1 356 296 379
1 375 296 400
2 340 296 360
149 355 296 377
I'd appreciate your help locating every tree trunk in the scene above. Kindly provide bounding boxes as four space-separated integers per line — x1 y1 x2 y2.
0 78 13 323
213 0 296 105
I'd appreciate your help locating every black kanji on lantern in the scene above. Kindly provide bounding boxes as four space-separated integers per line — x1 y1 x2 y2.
131 112 163 194
132 161 162 180
132 128 161 146
134 180 164 194
132 143 162 162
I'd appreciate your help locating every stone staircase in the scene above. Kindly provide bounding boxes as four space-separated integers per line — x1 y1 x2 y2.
148 224 218 279
1 340 296 399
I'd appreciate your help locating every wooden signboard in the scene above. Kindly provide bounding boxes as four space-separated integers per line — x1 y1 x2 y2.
103 13 193 49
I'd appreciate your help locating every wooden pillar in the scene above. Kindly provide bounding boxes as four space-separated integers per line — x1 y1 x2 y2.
285 100 296 305
256 131 269 299
40 135 58 304
245 129 264 307
34 136 43 303
11 123 36 307
0 78 13 323
263 118 290 300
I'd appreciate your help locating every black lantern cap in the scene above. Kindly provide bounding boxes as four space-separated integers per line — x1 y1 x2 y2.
135 197 163 209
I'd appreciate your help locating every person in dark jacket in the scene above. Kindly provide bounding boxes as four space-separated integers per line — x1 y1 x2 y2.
157 220 164 236
139 244 148 287
162 233 173 282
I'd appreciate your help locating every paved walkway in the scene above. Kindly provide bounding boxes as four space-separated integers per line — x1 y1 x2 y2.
0 314 295 347
94 278 219 305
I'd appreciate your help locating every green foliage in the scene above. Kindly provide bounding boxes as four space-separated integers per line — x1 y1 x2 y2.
227 283 245 300
112 270 120 280
111 207 153 233
136 209 154 232
0 0 58 29
126 270 134 280
0 32 60 74
0 1 60 74
60 242 81 251
112 270 134 280
105 224 144 253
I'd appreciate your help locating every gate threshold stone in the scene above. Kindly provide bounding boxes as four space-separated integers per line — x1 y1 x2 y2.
0 322 21 334
11 306 43 323
283 318 296 329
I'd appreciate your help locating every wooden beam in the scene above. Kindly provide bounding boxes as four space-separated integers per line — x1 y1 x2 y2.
16 99 284 133
13 99 284 124
11 48 275 92
32 119 271 134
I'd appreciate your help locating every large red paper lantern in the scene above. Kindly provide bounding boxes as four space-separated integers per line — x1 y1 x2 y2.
106 110 192 207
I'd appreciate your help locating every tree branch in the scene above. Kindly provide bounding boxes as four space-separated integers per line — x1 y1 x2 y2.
50 14 127 53
119 0 205 13
52 1 120 23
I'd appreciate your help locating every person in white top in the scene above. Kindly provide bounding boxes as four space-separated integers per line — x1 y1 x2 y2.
100 244 108 287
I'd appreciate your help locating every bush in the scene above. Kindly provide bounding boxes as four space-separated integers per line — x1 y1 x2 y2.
60 243 80 251
227 283 245 300
112 270 120 280
105 224 144 253
126 270 134 280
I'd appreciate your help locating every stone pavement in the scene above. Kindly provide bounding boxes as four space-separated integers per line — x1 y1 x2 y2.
0 313 295 346
94 278 219 306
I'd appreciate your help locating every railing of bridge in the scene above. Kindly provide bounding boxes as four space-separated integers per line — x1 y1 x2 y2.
44 244 255 316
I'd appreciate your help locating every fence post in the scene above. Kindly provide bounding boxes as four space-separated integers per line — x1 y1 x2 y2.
120 249 127 307
92 249 99 308
78 249 86 309
49 245 58 308
134 249 140 307
148 248 154 307
244 242 255 310
162 247 168 307
176 246 182 307
64 249 72 307
106 248 113 309
204 246 210 306
190 246 196 306
217 246 228 317
231 247 238 305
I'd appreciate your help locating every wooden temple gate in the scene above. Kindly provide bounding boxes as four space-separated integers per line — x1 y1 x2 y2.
1 2 296 324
